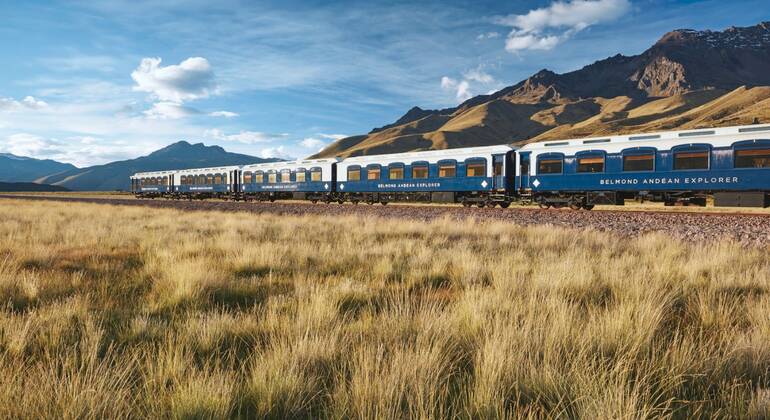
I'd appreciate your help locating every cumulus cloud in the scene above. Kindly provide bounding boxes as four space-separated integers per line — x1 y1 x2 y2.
209 110 239 118
441 66 498 102
131 57 216 102
143 102 201 119
495 0 631 52
0 96 48 111
204 128 289 144
259 146 293 160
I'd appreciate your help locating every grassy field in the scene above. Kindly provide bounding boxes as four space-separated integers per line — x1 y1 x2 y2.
1 199 769 419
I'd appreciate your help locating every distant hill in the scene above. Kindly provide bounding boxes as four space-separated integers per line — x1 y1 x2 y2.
0 182 69 192
312 22 770 158
37 141 280 191
0 153 77 182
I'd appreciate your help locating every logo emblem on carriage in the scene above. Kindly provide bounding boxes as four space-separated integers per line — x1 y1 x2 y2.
324 183 329 190
340 184 345 190
481 180 488 188
532 179 541 188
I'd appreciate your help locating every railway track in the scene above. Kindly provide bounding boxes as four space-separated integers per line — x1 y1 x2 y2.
3 194 769 247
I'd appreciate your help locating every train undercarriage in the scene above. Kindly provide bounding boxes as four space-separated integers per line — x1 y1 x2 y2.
134 189 770 209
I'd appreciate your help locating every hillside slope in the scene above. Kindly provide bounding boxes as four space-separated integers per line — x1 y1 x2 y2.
0 154 77 182
313 22 770 158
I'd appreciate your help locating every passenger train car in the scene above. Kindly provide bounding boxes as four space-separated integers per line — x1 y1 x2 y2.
130 124 770 208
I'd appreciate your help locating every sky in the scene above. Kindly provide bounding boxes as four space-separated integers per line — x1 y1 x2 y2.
0 0 768 167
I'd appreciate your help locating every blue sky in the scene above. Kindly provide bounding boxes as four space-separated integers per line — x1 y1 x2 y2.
0 0 768 166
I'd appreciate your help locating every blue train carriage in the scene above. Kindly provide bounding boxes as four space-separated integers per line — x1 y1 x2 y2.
175 165 242 199
130 170 179 198
518 124 770 209
335 145 515 207
240 159 338 202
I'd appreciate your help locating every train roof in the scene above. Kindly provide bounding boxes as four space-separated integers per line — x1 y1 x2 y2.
518 123 770 153
130 169 179 179
338 145 514 166
241 158 339 172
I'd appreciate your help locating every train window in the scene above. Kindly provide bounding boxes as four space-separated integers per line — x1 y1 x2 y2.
577 156 605 173
207 175 214 184
439 163 456 178
255 172 264 183
214 174 223 185
268 173 277 183
412 165 429 179
367 167 381 180
281 171 291 183
623 154 654 171
243 172 252 184
735 149 770 168
674 151 709 170
198 175 206 185
538 159 562 174
466 162 486 177
310 170 322 182
163 176 168 186
180 176 186 185
389 166 404 180
295 171 306 182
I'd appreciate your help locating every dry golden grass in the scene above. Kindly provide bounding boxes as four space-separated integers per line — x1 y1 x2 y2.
0 198 769 419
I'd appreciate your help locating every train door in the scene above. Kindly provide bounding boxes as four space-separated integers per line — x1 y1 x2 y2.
518 152 531 191
169 174 175 193
230 169 240 195
493 154 505 190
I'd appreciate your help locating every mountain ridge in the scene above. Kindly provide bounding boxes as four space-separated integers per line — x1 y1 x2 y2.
31 141 280 191
312 22 770 158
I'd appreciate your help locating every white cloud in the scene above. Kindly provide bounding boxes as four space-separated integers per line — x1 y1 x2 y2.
318 133 347 140
204 128 289 144
495 0 631 52
209 110 239 118
300 137 327 150
2 133 63 158
441 66 498 103
131 57 216 103
455 81 472 101
259 146 293 160
463 68 495 84
476 32 500 40
0 96 48 111
143 102 201 119
441 76 457 90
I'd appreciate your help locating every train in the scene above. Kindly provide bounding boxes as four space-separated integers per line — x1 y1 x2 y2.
130 124 770 209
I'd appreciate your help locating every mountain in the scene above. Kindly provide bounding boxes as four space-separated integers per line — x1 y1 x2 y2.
37 141 280 191
0 182 69 192
313 22 770 158
0 153 77 182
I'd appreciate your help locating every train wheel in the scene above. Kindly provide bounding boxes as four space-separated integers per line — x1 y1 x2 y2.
461 199 471 208
499 202 510 209
311 199 318 204
351 200 360 205
582 204 595 211
380 201 388 206
569 202 582 211
538 202 551 209
477 201 486 208
338 199 345 204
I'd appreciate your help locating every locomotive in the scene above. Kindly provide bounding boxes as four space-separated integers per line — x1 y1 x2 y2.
131 124 770 208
